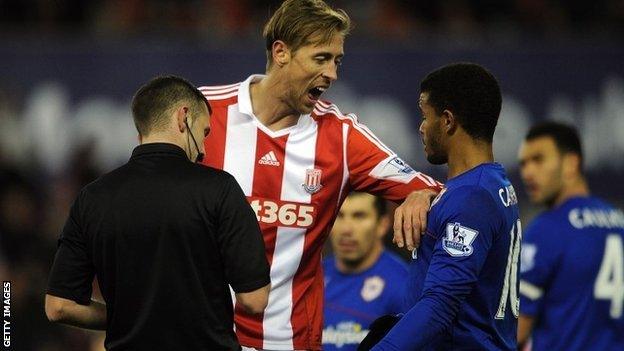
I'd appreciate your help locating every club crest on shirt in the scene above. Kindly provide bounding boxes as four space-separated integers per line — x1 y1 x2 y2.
361 276 385 302
442 222 479 257
302 168 322 194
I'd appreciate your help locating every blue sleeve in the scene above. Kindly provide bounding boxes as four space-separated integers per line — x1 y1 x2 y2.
519 215 561 316
386 261 409 314
372 187 500 350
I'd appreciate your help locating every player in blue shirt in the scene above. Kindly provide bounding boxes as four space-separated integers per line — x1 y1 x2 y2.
370 63 520 350
323 192 408 351
517 121 624 350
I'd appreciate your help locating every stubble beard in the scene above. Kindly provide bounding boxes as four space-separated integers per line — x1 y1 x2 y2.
425 132 448 165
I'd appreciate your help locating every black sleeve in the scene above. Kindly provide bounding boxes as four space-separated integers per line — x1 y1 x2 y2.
217 175 270 293
46 192 94 305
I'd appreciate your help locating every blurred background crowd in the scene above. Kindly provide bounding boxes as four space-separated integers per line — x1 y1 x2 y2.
1 0 624 40
0 0 623 350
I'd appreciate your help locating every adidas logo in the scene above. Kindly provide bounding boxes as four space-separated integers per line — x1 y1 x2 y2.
258 151 280 166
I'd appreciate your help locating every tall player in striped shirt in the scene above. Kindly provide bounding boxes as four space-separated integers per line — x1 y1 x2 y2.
198 1 441 350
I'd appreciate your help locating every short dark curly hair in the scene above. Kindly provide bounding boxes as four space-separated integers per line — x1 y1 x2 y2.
525 121 583 170
131 75 210 137
347 192 387 218
420 62 502 143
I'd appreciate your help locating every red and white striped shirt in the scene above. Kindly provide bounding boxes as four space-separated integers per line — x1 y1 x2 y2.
200 75 441 350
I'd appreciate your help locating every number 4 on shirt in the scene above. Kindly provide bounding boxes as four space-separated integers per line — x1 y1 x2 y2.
594 234 624 319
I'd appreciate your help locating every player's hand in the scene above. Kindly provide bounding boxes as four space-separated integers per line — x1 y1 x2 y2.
393 189 438 251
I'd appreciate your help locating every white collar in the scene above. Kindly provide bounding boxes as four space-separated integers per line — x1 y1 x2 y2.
237 74 313 138
237 74 264 117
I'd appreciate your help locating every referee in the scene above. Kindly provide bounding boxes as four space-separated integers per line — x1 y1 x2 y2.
45 76 270 350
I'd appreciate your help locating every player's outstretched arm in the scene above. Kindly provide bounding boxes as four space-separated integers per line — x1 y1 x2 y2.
343 114 442 252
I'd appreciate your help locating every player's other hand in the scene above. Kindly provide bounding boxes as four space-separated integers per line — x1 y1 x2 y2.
393 189 438 251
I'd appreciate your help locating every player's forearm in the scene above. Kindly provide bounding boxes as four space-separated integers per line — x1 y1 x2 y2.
372 294 459 350
47 297 107 330
406 173 443 196
61 299 107 330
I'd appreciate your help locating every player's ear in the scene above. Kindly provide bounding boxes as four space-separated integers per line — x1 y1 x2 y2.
272 40 291 67
562 152 581 179
442 109 457 135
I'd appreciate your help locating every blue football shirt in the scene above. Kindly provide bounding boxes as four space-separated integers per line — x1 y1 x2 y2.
323 251 408 351
372 163 521 351
520 196 624 351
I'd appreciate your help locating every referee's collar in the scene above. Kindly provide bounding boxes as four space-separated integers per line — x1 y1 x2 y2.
131 143 189 160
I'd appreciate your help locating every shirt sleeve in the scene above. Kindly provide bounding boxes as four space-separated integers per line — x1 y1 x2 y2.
519 215 561 317
386 262 409 315
345 116 442 202
217 174 271 293
46 191 94 305
372 187 500 350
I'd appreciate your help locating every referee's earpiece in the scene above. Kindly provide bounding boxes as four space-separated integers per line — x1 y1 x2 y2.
183 110 205 163
184 110 191 130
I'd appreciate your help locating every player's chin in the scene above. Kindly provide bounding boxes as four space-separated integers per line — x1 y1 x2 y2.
532 192 552 206
336 248 360 257
426 153 447 165
336 248 356 256
341 255 363 266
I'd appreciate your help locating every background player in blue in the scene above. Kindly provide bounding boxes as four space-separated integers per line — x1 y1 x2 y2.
323 192 408 350
370 63 521 350
517 122 624 350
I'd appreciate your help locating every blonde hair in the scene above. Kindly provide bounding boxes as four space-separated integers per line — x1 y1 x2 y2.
263 0 351 69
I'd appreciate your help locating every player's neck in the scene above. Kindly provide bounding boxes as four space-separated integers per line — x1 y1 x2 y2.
336 244 383 274
249 75 300 131
446 138 494 179
553 176 590 208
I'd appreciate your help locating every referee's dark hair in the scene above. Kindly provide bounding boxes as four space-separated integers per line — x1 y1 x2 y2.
420 62 502 143
525 121 584 172
131 75 211 137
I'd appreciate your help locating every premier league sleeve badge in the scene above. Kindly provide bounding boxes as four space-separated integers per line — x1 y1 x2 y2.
442 222 479 257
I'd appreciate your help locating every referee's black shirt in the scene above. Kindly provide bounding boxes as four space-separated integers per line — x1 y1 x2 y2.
47 143 270 351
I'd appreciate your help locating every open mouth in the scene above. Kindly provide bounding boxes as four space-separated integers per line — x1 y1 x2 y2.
307 86 326 101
